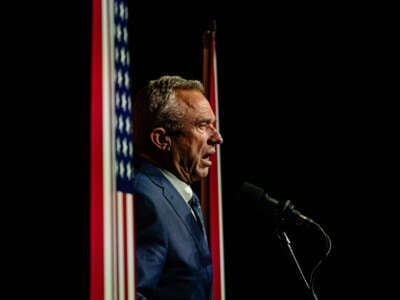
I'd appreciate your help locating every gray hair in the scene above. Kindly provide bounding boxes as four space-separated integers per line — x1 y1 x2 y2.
132 75 205 150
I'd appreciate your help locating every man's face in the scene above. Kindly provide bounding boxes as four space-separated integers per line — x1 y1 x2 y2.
171 89 223 184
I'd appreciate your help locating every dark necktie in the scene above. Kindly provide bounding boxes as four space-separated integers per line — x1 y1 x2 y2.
188 195 208 242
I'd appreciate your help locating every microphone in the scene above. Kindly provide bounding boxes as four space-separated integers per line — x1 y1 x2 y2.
240 181 315 226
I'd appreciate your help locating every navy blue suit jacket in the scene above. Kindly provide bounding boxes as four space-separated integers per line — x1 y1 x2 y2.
133 160 212 300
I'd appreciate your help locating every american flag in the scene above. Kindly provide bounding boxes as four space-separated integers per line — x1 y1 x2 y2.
90 0 135 299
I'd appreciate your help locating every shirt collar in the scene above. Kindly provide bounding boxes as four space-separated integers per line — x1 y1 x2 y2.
160 168 193 203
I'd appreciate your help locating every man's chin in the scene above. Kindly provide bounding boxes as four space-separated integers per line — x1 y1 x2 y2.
197 167 210 179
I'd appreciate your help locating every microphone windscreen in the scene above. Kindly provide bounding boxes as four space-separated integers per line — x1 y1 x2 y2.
240 181 265 202
239 181 280 229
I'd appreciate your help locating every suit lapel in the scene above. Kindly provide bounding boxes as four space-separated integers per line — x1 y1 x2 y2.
162 184 207 247
140 161 208 249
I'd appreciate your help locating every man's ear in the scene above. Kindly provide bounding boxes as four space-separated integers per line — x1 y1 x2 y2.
149 127 171 151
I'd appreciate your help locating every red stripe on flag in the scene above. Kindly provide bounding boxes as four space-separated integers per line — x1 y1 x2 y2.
90 0 104 299
132 195 137 299
208 34 225 300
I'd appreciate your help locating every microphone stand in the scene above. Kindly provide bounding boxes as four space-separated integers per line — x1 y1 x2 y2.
277 230 310 290
275 200 318 300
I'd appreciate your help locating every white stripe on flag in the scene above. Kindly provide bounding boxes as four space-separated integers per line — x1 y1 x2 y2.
101 0 116 299
212 41 226 300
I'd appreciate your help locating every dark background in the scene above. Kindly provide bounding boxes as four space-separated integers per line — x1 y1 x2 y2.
9 1 396 299
128 3 395 299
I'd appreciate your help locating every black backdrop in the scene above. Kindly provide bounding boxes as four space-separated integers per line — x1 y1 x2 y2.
128 3 383 299
10 1 395 299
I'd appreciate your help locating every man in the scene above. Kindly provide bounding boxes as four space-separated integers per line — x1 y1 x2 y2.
132 75 223 299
